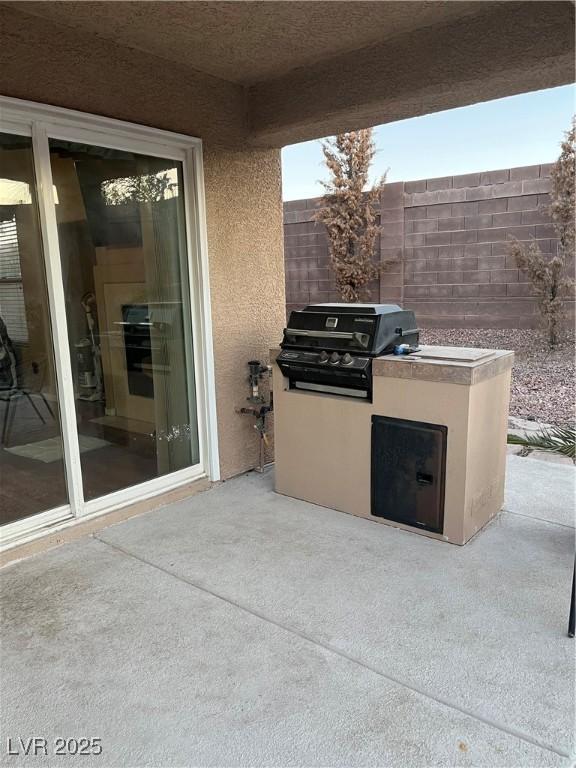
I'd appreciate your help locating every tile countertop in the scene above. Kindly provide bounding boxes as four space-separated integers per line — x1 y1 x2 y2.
373 346 514 386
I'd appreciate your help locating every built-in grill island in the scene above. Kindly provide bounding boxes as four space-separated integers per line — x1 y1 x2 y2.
273 303 514 546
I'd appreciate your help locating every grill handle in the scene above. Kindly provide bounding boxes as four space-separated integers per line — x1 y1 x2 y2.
284 328 369 348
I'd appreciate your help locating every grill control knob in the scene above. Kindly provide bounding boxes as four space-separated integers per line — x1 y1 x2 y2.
341 353 353 365
318 351 329 363
329 352 340 364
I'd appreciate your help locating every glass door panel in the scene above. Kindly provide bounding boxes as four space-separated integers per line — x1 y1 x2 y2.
48 139 199 502
0 132 68 525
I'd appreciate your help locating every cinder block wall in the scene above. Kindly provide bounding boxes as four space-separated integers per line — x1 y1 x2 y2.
284 164 575 328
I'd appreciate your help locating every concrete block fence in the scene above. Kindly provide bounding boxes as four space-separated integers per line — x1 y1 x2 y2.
284 164 575 328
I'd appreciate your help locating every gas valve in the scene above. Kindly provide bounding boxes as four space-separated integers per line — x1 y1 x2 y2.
247 360 270 403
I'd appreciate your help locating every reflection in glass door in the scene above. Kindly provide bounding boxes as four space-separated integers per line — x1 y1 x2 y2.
0 133 68 525
48 139 200 502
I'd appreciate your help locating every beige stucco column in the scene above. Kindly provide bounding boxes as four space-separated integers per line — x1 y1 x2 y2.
203 147 286 479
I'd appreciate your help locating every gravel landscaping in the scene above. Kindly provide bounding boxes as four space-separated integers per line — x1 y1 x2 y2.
420 328 575 426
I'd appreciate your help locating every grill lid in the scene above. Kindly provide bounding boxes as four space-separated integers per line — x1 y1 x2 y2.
282 303 419 357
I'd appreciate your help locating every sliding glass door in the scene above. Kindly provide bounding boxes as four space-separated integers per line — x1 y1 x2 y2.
0 132 68 526
0 99 214 540
48 139 199 502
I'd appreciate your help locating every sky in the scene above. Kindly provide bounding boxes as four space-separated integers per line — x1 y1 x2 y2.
281 84 575 201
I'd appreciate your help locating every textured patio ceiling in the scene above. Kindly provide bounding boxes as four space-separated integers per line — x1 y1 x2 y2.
4 1 495 85
0 1 574 146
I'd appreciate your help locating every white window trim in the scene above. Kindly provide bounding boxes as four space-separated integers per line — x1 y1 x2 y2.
0 96 220 552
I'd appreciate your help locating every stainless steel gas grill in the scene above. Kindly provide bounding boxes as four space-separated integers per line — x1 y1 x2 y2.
277 303 419 400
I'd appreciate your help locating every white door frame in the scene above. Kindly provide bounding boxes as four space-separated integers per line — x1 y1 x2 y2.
0 96 219 550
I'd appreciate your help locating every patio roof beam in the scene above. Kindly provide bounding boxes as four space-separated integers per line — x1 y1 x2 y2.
248 1 575 147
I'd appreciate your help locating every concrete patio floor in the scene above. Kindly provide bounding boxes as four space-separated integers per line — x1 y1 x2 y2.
1 455 574 767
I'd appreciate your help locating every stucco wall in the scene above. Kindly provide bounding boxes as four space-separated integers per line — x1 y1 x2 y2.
202 146 285 478
0 4 286 480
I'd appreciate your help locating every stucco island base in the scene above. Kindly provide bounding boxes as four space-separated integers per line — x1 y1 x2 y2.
272 346 514 545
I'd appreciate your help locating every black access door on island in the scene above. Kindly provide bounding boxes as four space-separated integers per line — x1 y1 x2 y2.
371 416 447 534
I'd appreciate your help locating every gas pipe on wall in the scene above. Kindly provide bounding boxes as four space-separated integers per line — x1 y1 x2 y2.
236 360 273 472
